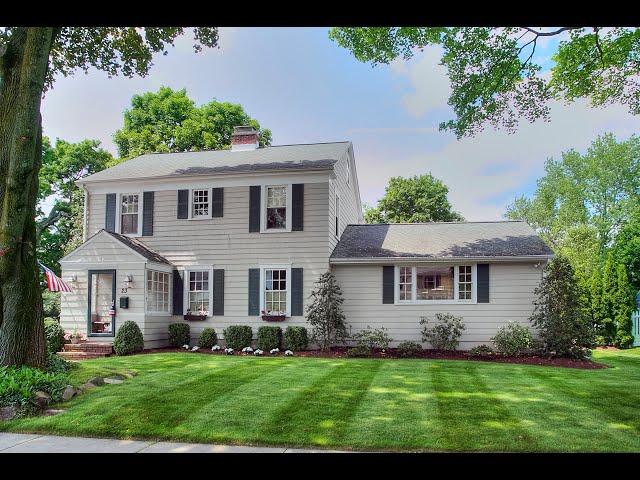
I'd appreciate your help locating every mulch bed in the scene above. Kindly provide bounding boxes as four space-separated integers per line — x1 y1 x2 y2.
140 346 607 369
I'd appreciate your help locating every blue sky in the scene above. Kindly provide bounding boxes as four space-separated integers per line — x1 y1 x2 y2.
41 27 640 220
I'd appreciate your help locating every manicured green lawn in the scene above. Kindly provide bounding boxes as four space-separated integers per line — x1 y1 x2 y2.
2 349 639 452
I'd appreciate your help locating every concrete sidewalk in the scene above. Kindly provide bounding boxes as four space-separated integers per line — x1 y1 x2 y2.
0 433 343 453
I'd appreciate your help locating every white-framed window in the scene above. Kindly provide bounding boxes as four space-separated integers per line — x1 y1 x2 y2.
261 184 291 232
335 192 340 237
259 265 291 315
183 266 213 316
119 193 141 235
458 265 473 300
395 264 476 304
192 189 209 218
146 270 171 314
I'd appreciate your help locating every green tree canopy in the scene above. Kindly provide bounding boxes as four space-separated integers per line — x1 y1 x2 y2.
113 86 272 158
611 206 640 292
366 174 463 224
506 133 640 252
329 27 640 137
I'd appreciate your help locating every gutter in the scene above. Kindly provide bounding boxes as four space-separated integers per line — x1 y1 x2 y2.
329 254 554 265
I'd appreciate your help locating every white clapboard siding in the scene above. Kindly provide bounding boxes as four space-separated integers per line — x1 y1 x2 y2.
333 262 542 348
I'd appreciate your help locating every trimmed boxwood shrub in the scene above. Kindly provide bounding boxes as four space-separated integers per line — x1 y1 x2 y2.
284 326 309 351
113 321 144 356
257 326 282 351
396 341 423 358
468 344 494 357
199 328 218 348
44 318 65 354
168 323 190 347
223 325 253 350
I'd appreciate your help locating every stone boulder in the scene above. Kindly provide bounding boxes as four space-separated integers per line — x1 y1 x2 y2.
87 376 104 386
0 405 18 421
33 391 51 409
62 385 76 401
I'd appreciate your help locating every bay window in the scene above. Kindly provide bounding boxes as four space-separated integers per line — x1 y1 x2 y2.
146 270 170 313
396 265 476 303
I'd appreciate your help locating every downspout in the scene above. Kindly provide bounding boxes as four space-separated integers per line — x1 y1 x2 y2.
82 184 89 242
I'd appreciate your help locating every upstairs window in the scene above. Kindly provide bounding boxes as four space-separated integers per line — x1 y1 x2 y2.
335 193 340 237
192 189 209 218
266 185 287 230
120 194 139 235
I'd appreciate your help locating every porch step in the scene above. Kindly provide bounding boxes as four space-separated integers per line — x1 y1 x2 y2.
57 351 111 360
62 342 113 355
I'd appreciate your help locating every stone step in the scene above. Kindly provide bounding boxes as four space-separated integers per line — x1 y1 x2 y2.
63 343 113 353
57 351 111 360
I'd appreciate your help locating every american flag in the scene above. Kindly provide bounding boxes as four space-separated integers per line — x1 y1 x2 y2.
39 262 72 292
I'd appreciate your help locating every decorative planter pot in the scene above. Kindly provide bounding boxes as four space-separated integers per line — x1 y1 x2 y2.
261 315 286 322
184 314 207 321
71 337 81 344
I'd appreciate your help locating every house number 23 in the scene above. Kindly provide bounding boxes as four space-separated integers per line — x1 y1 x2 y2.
121 287 128 293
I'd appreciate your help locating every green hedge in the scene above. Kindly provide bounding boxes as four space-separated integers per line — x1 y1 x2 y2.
223 326 253 350
257 326 282 351
168 323 191 347
44 318 65 354
199 328 218 348
113 321 145 356
284 326 308 351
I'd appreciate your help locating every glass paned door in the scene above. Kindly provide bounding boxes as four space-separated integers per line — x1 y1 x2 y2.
88 270 116 335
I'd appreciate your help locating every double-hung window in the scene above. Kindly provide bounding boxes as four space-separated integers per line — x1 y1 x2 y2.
120 194 139 235
146 270 170 313
396 265 476 303
192 189 209 218
265 185 287 230
188 270 210 315
260 266 291 315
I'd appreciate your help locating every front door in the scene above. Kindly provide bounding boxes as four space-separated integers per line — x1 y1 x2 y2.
87 269 116 336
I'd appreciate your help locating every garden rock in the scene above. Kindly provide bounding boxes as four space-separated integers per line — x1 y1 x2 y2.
0 405 18 421
33 391 51 409
62 385 76 401
88 376 105 386
79 382 96 392
42 409 64 416
104 377 124 385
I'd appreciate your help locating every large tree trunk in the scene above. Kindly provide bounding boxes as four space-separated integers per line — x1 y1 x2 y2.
0 28 55 367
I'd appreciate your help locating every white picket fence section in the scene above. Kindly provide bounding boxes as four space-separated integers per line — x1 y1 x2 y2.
632 311 640 347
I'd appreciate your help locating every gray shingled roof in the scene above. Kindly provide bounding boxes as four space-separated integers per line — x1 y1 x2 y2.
79 142 350 184
330 221 553 260
103 230 172 265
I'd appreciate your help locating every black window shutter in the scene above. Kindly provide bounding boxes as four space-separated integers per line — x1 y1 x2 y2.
212 269 224 315
211 188 223 218
382 266 395 304
477 264 490 303
249 186 261 232
105 193 116 232
291 268 303 316
248 268 260 315
142 191 154 236
177 189 189 219
172 270 184 315
292 184 304 231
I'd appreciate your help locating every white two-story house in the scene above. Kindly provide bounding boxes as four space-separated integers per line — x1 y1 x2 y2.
59 126 553 349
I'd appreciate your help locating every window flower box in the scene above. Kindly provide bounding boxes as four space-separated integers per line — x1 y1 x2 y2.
261 310 286 322
184 310 208 321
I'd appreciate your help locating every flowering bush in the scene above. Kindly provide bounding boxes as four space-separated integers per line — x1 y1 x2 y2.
242 346 254 354
182 344 190 350
270 348 280 355
284 350 293 356
212 345 221 351
396 341 423 358
468 344 494 357
420 313 466 350
491 322 532 357
191 346 200 352
224 348 234 355
254 349 264 356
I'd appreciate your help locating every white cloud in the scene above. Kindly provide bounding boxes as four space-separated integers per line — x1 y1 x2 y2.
392 46 451 118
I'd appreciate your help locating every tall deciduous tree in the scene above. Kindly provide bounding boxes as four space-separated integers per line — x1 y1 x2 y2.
366 174 463 224
506 133 640 252
113 86 272 159
611 206 640 292
330 27 640 138
0 27 219 367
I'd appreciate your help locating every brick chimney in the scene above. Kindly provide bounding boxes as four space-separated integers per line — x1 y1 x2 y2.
231 126 259 151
